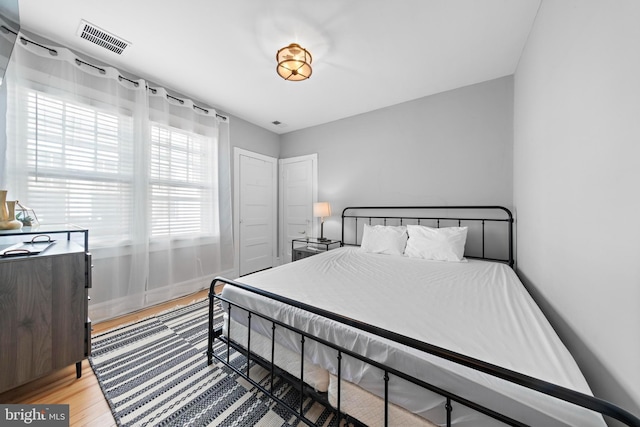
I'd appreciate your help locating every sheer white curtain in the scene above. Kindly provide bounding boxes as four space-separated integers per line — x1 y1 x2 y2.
144 87 231 306
3 35 233 321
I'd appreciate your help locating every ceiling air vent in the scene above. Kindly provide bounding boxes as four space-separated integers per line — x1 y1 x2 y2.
77 20 129 55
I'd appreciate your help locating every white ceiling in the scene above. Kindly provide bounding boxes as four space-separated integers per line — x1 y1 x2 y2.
18 0 540 134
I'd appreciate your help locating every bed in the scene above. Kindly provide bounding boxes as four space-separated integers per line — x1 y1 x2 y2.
207 206 640 427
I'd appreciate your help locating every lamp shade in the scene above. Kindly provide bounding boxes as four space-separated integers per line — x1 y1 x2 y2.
276 43 312 81
313 202 331 218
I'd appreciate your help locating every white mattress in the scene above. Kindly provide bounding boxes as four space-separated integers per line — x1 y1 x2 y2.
221 246 606 427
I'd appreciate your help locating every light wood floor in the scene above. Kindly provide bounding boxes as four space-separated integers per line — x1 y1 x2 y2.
0 288 216 427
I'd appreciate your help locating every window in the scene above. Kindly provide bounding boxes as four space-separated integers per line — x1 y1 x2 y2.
23 90 135 243
149 124 216 237
20 89 216 244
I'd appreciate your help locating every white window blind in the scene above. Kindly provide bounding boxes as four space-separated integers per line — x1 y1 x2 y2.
24 90 134 243
149 124 215 237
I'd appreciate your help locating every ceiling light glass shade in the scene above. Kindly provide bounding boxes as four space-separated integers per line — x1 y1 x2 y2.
276 43 312 81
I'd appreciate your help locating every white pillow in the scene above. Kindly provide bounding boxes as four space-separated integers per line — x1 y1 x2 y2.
405 225 468 262
360 224 408 255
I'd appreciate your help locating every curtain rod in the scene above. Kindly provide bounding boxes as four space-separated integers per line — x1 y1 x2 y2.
1 25 18 36
148 88 227 120
17 34 229 122
20 36 57 56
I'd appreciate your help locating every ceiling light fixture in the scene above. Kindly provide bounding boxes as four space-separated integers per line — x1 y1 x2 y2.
276 43 312 81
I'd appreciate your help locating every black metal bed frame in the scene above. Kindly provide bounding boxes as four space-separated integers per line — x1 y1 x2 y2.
207 206 640 427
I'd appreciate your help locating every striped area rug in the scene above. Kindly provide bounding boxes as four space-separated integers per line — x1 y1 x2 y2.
90 299 340 426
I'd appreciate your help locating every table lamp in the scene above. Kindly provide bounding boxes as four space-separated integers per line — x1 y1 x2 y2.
313 202 331 241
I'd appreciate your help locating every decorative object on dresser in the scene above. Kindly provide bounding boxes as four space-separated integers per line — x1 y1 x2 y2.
0 225 92 393
15 201 39 227
0 190 22 230
291 237 341 262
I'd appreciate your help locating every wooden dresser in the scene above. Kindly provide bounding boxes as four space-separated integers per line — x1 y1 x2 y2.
0 225 91 393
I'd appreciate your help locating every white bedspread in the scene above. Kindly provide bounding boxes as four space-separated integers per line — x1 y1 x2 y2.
221 246 606 426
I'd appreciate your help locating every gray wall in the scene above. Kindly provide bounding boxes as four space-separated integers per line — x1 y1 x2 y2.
280 76 514 241
514 0 640 421
228 114 280 159
226 111 280 199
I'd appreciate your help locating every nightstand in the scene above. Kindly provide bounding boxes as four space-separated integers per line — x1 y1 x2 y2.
291 238 341 262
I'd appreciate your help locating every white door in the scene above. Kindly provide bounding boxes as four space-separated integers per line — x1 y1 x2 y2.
279 154 317 263
235 149 277 276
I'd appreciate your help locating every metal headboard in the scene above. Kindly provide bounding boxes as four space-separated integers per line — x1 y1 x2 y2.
341 206 514 267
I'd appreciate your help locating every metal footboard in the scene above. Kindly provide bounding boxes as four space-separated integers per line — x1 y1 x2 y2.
207 277 640 427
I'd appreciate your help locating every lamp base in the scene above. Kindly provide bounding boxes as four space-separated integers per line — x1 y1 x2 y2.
318 220 329 242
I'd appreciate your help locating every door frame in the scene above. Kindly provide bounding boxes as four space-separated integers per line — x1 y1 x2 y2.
234 148 278 277
279 154 318 262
